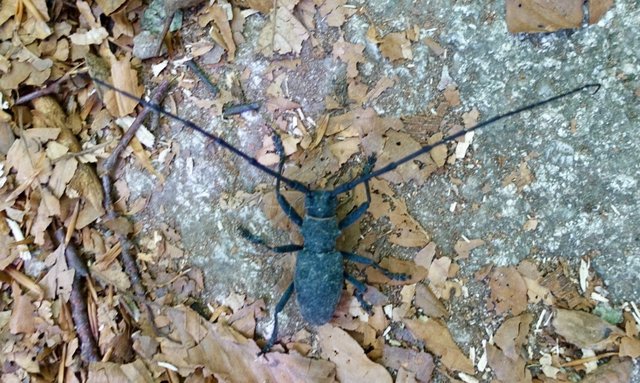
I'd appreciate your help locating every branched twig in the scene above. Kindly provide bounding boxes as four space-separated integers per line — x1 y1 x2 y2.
15 66 86 105
53 228 100 363
99 80 172 176
99 80 171 330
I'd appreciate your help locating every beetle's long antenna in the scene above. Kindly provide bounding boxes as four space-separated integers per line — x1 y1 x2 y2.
92 78 310 193
332 83 600 196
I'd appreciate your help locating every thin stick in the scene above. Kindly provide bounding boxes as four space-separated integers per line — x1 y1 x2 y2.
53 228 100 362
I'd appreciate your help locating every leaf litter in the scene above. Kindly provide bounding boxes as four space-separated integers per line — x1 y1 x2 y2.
0 0 633 382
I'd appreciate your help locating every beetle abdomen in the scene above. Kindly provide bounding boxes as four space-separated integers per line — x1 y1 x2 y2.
295 250 344 325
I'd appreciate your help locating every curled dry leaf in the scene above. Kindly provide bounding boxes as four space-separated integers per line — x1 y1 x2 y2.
404 318 475 374
552 308 624 351
317 324 392 383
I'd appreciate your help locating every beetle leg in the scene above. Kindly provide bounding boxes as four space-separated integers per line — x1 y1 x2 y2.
342 251 409 281
259 282 295 355
273 134 303 226
338 155 376 229
239 227 303 253
344 273 372 313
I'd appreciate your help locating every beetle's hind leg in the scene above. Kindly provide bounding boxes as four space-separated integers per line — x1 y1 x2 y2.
344 274 372 313
259 282 295 355
342 251 409 281
239 227 303 253
273 134 303 226
338 154 376 230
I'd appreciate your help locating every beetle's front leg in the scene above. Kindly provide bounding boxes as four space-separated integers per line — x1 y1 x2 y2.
273 134 303 226
338 155 376 230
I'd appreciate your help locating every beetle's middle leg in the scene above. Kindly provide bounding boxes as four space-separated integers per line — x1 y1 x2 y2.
338 155 376 230
273 135 303 226
342 252 409 281
239 227 303 253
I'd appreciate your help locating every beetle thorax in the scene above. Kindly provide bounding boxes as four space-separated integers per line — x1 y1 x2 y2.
301 191 340 253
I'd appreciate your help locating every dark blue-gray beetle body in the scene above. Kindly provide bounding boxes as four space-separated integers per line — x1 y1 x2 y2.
296 191 343 324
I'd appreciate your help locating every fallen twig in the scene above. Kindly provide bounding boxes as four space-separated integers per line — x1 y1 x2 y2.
98 80 171 334
53 228 100 363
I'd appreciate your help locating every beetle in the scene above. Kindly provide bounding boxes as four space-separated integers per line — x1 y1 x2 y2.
93 78 598 352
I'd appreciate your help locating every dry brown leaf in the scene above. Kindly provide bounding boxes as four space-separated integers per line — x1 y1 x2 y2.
317 324 391 383
105 55 144 117
328 137 360 165
317 0 356 27
404 318 474 374
156 307 337 381
380 345 435 382
375 130 438 185
552 308 624 350
88 359 154 382
541 265 593 310
453 238 485 259
427 256 450 298
501 160 534 191
589 0 614 24
486 344 532 383
232 0 273 13
209 4 236 59
443 85 460 106
95 0 127 15
488 266 528 316
379 32 412 62
580 357 633 383
258 6 309 56
332 39 365 78
415 283 448 318
9 286 36 334
368 179 430 247
69 27 109 45
424 37 445 57
619 336 640 358
505 0 582 33
494 313 533 361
